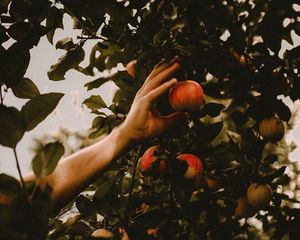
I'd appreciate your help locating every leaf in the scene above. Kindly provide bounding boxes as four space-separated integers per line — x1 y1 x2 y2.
32 141 65 178
46 7 64 44
48 46 85 81
84 77 110 91
0 174 21 196
202 122 224 142
55 37 74 50
83 95 107 112
259 166 287 184
21 92 64 131
0 105 25 148
7 21 31 41
201 103 225 117
3 42 30 86
11 77 40 99
93 178 115 202
76 195 94 217
275 99 291 122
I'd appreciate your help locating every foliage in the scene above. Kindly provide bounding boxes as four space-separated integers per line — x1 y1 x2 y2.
1 0 300 239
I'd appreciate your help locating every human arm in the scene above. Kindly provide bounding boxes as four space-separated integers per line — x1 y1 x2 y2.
25 57 187 209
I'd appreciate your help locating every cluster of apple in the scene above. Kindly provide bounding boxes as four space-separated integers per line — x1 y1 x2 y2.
127 59 280 220
139 146 204 184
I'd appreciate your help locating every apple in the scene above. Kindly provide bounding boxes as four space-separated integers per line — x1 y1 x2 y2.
235 197 257 218
176 154 203 182
140 146 167 174
92 228 114 239
169 80 205 112
246 183 273 209
258 117 285 142
126 60 136 77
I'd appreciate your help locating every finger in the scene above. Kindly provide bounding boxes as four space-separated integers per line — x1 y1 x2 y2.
145 62 180 93
162 112 189 130
146 56 180 81
146 78 177 102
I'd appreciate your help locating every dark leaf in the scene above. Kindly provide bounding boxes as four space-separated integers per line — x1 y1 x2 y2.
32 141 64 178
275 99 291 122
259 166 287 184
48 46 85 81
0 174 21 196
55 37 74 50
84 77 110 91
21 92 64 131
46 7 64 44
7 21 31 41
83 95 107 112
11 77 40 99
93 178 115 202
76 195 94 217
201 102 225 117
0 105 25 148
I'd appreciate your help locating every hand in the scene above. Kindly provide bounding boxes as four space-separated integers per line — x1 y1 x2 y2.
120 56 188 144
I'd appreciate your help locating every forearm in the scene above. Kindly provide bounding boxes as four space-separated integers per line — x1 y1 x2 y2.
26 125 135 210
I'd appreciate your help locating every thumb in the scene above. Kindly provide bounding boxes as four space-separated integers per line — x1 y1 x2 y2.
163 112 189 129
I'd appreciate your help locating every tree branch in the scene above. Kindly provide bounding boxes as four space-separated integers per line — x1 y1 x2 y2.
13 147 27 194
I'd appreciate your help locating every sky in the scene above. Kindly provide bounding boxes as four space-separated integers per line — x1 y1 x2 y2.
1 14 300 179
0 15 116 177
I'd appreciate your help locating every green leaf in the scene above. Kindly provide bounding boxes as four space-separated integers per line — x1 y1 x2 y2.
48 46 85 81
46 7 64 44
11 77 40 99
32 141 65 178
0 105 25 148
84 77 110 91
83 95 107 112
21 92 64 131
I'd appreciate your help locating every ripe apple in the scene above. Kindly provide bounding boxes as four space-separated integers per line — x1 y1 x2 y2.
176 154 203 182
258 117 285 142
126 60 136 77
235 197 257 218
246 183 273 209
140 146 167 174
91 228 114 239
169 80 205 112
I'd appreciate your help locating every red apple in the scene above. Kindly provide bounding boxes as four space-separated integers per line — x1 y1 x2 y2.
176 154 203 182
169 80 205 112
140 146 167 174
126 60 136 77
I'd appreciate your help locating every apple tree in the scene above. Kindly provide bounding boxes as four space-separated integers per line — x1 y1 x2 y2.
1 0 300 239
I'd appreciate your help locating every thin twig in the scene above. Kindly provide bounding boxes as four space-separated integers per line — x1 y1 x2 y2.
124 144 143 218
0 85 3 105
13 147 27 194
